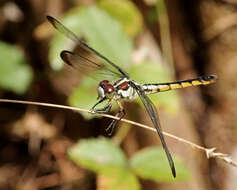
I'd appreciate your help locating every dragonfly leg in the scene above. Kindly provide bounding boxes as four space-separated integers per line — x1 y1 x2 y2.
91 97 106 111
106 101 125 136
93 104 112 113
91 98 113 113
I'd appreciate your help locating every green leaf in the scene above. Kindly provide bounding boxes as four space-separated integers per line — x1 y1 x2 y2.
100 167 140 190
129 61 179 114
67 138 127 173
98 0 143 37
68 138 140 189
0 41 33 94
49 6 132 71
129 147 190 182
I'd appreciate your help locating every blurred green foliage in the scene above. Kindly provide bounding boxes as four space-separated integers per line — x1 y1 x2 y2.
129 61 179 114
100 167 140 190
130 147 190 182
68 138 190 189
98 0 143 37
0 41 33 94
68 138 140 189
68 138 127 172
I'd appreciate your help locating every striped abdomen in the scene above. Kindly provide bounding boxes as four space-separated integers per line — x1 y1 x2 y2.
143 75 217 94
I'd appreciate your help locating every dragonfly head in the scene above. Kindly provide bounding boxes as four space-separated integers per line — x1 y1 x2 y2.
97 80 115 99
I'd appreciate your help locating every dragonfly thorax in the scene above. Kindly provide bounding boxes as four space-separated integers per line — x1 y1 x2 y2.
114 78 139 100
98 80 115 99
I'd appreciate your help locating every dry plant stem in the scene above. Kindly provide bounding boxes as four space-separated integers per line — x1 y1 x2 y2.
0 98 236 168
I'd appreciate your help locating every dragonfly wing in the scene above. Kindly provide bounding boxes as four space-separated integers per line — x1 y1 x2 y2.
47 16 129 80
47 16 79 43
61 50 123 81
131 83 176 177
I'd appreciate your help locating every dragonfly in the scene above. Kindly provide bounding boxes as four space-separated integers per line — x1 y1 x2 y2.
47 16 217 178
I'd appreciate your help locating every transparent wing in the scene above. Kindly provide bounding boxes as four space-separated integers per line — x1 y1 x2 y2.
47 16 129 81
131 83 176 177
60 50 122 81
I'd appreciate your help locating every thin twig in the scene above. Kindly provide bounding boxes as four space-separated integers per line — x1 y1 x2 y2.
0 98 236 168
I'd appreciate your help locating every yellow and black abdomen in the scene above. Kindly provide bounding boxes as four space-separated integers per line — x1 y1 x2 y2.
143 75 217 94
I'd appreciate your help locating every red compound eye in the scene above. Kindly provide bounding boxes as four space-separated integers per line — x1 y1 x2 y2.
99 80 114 94
99 80 109 86
104 84 114 94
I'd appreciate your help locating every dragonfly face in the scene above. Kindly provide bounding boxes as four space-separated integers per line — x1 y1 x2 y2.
47 15 218 178
97 80 115 100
